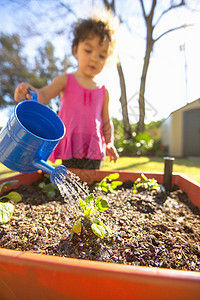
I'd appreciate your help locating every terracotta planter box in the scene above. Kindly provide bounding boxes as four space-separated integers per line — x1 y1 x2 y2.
0 169 200 300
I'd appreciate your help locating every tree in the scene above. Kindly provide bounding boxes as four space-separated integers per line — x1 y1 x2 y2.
2 0 197 130
0 33 70 109
102 0 132 140
101 0 195 133
0 33 29 107
137 0 191 132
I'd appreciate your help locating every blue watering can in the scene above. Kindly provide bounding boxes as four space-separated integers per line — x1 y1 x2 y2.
0 90 67 185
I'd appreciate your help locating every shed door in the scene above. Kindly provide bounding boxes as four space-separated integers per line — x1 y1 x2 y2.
183 108 200 156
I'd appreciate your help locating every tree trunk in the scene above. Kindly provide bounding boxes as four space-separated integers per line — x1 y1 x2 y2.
137 0 186 133
102 0 132 140
137 41 153 133
137 1 155 134
117 59 132 139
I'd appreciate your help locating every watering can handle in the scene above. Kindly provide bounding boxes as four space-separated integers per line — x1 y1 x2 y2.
28 89 38 102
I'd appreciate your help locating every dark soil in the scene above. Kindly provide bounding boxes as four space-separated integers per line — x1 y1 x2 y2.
0 174 200 272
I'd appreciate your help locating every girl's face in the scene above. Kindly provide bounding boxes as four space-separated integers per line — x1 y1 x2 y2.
73 35 109 78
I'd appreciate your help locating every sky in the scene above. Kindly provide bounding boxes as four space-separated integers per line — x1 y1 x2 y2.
0 0 200 126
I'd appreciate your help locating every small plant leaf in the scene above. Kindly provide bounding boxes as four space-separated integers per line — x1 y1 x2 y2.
96 199 109 212
133 174 162 192
91 223 105 239
46 190 56 199
72 218 82 234
110 181 123 189
101 186 109 193
95 173 122 194
105 173 120 181
87 206 98 217
5 192 22 203
42 183 58 199
85 193 94 205
95 196 102 207
98 220 105 226
0 202 14 224
79 199 86 209
0 180 18 193
105 225 112 235
132 183 137 193
39 182 46 188
141 173 148 181
100 179 107 186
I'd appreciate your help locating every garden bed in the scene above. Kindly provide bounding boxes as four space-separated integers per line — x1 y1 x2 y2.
0 170 200 300
0 172 200 271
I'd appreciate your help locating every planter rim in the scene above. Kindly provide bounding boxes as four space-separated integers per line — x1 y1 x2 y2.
0 170 200 299
1 169 199 208
0 247 200 282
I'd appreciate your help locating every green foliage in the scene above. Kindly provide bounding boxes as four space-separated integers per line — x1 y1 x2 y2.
151 138 163 156
0 203 14 225
132 173 165 193
39 182 59 199
135 132 154 155
72 193 111 239
116 132 154 156
0 33 29 108
145 119 164 130
95 173 123 193
0 180 18 193
0 32 71 109
112 118 163 156
0 180 22 225
2 191 22 203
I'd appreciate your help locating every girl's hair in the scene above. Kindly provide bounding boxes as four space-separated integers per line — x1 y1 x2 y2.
71 18 115 56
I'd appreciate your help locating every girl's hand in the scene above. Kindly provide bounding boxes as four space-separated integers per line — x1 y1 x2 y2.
14 82 37 102
106 142 119 163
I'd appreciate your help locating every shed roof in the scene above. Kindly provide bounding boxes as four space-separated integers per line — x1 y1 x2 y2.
163 98 200 123
170 98 200 115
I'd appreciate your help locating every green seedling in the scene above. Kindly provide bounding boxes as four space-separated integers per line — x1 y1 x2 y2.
72 193 111 239
0 180 22 225
95 173 123 193
39 182 59 199
133 173 165 193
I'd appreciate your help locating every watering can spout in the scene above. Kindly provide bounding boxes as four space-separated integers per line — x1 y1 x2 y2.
32 159 67 185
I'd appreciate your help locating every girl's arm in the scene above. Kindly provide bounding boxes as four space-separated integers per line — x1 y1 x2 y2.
101 89 119 162
14 74 67 104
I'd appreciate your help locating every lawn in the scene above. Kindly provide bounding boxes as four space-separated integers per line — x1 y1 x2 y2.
0 156 199 184
101 156 200 184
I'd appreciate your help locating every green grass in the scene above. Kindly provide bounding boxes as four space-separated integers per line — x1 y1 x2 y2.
0 156 199 184
101 156 200 184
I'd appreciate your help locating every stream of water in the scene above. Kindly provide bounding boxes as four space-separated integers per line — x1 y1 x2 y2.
56 170 90 213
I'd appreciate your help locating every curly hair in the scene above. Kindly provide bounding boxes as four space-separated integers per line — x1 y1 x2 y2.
71 18 115 56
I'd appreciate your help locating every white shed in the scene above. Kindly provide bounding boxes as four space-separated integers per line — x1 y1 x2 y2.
161 99 200 157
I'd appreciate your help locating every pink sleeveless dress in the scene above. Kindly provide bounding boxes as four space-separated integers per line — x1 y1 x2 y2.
50 73 106 162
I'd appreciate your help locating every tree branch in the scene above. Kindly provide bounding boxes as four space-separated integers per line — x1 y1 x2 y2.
154 23 193 43
154 1 186 27
139 0 147 20
139 0 157 28
103 0 116 13
149 0 157 21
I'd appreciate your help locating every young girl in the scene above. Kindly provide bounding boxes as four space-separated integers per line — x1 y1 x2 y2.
14 17 119 169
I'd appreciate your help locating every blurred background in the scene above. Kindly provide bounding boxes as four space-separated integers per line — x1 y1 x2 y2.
0 0 200 158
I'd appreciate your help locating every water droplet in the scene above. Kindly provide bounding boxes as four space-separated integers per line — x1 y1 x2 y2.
56 170 89 214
